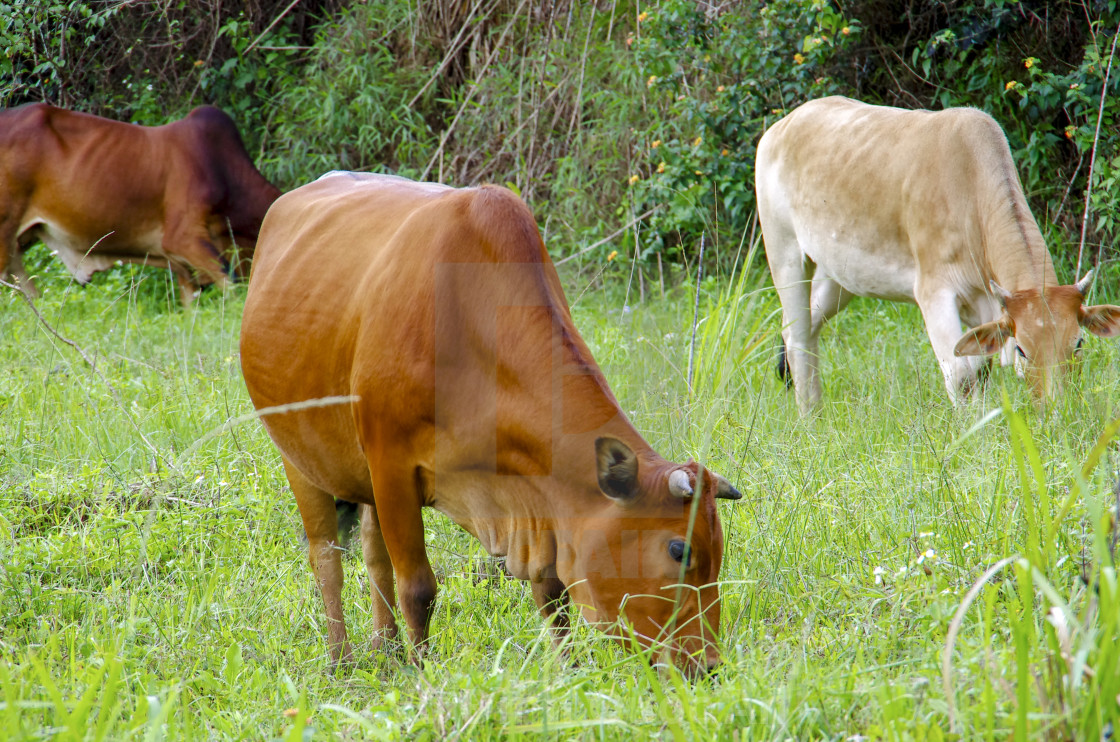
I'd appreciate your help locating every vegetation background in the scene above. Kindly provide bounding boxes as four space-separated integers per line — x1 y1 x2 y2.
2 0 1120 739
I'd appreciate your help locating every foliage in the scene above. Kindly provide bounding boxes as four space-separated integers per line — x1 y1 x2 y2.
626 0 861 263
261 1 437 187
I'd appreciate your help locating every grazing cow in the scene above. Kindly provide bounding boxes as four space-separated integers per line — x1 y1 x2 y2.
240 172 741 676
756 96 1120 413
0 103 281 306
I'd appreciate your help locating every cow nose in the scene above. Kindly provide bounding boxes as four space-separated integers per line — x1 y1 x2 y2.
704 656 721 679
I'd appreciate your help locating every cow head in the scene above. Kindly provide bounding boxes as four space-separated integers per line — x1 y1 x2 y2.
556 436 741 678
953 271 1120 400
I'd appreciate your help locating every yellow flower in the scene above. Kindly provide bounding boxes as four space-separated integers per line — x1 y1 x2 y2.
656 162 666 173
1024 57 1036 69
638 11 648 22
647 75 657 87
651 139 661 149
693 136 703 147
1004 80 1017 91
628 174 640 185
607 250 619 261
720 148 729 156
1064 125 1076 139
694 170 703 176
841 26 850 36
716 85 725 92
793 53 805 65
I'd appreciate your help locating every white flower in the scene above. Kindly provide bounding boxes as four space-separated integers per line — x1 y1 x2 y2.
872 566 886 585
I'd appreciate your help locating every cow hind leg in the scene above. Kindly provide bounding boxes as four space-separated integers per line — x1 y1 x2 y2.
0 218 38 298
809 277 854 337
282 456 353 668
769 255 821 413
358 503 401 652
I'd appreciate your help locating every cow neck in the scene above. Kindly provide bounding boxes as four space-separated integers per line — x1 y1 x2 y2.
982 157 1059 293
454 288 659 581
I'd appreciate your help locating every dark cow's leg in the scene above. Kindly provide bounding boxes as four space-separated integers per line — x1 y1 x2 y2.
0 213 38 298
163 218 234 305
358 503 400 652
369 462 437 659
531 576 571 646
281 455 353 668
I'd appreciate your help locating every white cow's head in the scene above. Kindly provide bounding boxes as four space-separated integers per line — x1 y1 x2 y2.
954 271 1120 400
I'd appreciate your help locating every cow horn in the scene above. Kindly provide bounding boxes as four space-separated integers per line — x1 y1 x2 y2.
714 474 743 501
989 280 1012 307
668 469 693 499
1075 269 1095 295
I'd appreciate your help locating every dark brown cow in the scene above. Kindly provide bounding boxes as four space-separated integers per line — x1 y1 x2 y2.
0 104 280 305
240 172 741 676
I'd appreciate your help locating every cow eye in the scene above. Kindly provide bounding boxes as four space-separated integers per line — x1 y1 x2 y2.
668 539 691 565
1075 337 1084 354
1015 345 1027 359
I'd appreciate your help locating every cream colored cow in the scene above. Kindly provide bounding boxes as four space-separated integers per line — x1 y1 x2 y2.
756 96 1120 413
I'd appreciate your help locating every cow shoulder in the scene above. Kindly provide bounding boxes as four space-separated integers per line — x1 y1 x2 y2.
453 185 546 264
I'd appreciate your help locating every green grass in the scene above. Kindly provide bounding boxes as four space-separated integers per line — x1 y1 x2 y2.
2 244 1119 740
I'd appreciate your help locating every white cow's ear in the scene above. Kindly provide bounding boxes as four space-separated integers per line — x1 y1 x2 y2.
954 319 1014 357
595 437 639 499
1080 304 1120 338
989 280 1013 307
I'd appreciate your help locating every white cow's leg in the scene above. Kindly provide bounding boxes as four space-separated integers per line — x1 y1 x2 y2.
809 276 854 336
770 255 819 413
915 288 986 403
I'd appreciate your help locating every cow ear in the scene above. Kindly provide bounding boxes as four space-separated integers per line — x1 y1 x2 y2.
1080 304 1120 338
595 437 639 499
954 318 1014 357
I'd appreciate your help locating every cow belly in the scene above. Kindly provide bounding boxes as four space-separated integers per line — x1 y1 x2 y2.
20 215 165 282
797 224 917 302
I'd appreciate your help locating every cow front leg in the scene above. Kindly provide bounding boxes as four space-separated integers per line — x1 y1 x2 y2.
282 456 353 668
163 219 234 295
359 503 400 652
916 288 987 402
369 463 437 660
531 576 571 647
169 263 202 308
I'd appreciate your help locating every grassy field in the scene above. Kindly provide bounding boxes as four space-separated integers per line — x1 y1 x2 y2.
2 244 1119 740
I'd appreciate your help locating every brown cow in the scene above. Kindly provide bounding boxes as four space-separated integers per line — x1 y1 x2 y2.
240 172 741 676
0 103 280 306
756 96 1120 413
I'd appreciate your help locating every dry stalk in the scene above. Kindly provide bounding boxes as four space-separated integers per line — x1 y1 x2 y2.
1076 20 1120 278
